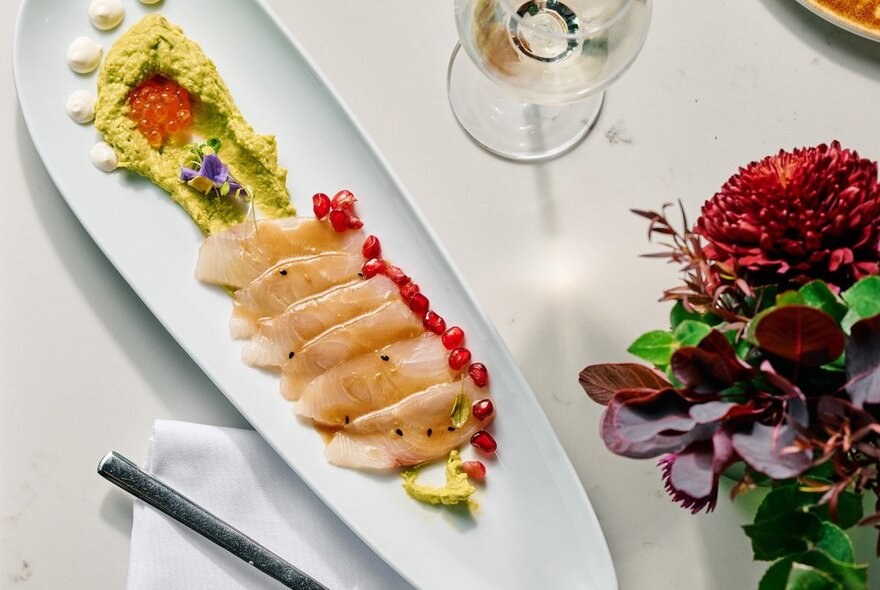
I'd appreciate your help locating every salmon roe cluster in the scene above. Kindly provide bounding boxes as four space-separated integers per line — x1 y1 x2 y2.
128 76 193 147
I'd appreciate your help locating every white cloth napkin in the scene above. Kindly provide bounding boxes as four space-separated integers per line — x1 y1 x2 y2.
127 420 412 590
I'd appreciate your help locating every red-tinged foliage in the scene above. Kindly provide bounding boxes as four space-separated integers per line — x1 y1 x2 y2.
753 306 846 367
579 363 671 406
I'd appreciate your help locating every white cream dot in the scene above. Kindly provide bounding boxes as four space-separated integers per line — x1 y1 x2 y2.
66 37 103 74
89 0 125 31
66 90 97 124
90 142 119 172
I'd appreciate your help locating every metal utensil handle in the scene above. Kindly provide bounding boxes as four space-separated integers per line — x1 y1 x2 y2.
98 451 328 590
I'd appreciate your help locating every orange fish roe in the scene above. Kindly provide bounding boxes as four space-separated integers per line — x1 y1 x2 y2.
128 76 193 147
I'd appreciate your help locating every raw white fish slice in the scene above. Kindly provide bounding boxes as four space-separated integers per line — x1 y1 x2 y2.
324 379 493 469
242 275 400 368
280 300 424 400
294 332 457 425
196 217 363 289
230 253 363 338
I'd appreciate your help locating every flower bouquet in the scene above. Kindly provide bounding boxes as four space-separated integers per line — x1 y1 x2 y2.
580 142 880 589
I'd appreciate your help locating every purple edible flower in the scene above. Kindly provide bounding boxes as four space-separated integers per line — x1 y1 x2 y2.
180 144 247 200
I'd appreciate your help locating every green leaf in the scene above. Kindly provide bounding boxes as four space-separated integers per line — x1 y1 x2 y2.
755 482 863 530
812 494 864 531
799 281 848 324
744 510 824 561
735 338 753 360
220 182 230 197
841 276 880 333
449 392 469 428
627 330 676 366
206 137 222 152
754 504 868 590
777 291 807 306
786 564 841 590
672 319 712 347
814 523 854 562
759 549 866 590
796 550 867 589
760 556 796 590
670 301 702 329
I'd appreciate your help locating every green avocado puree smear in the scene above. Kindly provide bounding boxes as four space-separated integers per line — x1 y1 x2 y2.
95 15 294 234
401 450 476 506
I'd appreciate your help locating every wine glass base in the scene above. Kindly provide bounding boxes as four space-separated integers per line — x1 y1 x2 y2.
447 43 604 162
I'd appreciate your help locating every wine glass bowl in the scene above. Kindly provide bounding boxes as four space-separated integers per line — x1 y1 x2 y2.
449 0 651 160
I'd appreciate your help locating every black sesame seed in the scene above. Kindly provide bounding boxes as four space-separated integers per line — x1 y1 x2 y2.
447 426 456 432
279 269 288 276
380 354 390 361
345 415 350 425
288 351 295 359
357 272 365 279
426 428 433 437
395 428 403 436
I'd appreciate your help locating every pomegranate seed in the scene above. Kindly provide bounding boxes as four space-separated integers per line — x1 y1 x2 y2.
468 363 489 387
312 193 331 219
347 214 364 230
385 265 410 285
362 258 386 279
448 347 471 370
472 398 494 420
399 282 420 302
362 235 381 259
441 326 465 350
470 430 497 454
423 311 446 334
332 190 356 210
329 209 349 232
409 293 429 315
461 460 486 480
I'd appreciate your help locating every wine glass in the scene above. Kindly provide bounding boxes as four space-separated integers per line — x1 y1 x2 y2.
449 0 652 160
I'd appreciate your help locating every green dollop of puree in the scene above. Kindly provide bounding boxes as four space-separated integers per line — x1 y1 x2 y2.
95 15 294 235
401 450 476 506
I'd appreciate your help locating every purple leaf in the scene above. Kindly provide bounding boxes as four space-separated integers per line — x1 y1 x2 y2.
689 401 738 423
579 363 671 406
754 305 845 367
845 314 880 409
731 422 813 479
601 389 716 459
668 443 713 493
660 430 738 513
670 331 752 394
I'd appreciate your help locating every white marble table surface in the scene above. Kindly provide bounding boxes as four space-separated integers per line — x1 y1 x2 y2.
2 0 880 588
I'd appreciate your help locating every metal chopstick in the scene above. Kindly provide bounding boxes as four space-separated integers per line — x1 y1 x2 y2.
98 451 328 590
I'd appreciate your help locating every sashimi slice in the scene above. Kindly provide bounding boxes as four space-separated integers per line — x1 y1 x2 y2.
242 275 400 368
196 217 362 289
230 253 363 338
280 301 424 400
324 379 493 469
294 333 457 426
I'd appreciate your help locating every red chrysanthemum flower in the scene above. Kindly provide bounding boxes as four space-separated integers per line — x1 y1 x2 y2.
696 142 880 289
